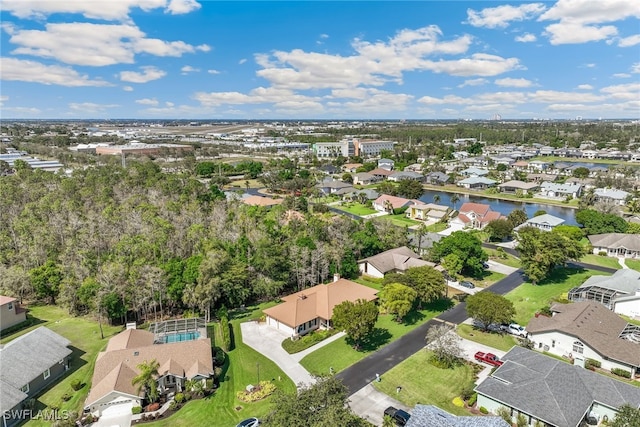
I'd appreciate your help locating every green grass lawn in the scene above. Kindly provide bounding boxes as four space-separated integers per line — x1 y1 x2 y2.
580 254 621 270
505 267 610 326
379 214 421 228
426 222 448 233
466 271 506 288
625 259 640 272
149 319 296 427
0 304 123 427
354 276 385 291
456 324 518 352
334 202 378 216
372 350 476 416
300 299 450 376
483 248 521 269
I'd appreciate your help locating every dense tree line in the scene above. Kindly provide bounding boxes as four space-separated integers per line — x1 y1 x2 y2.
0 162 406 323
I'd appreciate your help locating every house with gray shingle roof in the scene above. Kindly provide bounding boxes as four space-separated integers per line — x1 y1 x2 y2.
0 327 72 426
568 269 640 318
357 246 438 279
594 188 631 205
406 405 509 427
476 346 640 427
457 176 497 189
588 233 640 258
514 214 565 232
527 301 640 377
540 182 582 199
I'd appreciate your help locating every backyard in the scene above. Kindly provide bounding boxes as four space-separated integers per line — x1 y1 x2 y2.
372 350 476 416
505 267 610 326
333 201 378 217
0 304 123 427
299 299 450 375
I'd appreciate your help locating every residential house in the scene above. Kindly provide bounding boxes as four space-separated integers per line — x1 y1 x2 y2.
315 179 353 195
388 171 424 182
404 163 424 173
588 233 640 258
460 156 489 168
568 269 640 317
406 405 509 427
242 195 284 208
1 327 72 427
510 160 529 171
372 195 417 213
369 167 394 180
405 203 450 222
514 214 565 232
353 172 380 185
424 171 451 185
594 188 630 205
528 160 550 171
0 296 26 332
85 322 213 420
407 232 443 257
527 301 640 377
377 158 394 171
340 188 379 202
526 173 557 183
341 163 363 173
318 164 339 174
476 346 640 427
497 180 539 195
565 177 595 188
358 246 437 279
459 167 489 177
450 202 504 230
264 276 378 337
457 176 497 190
539 182 582 199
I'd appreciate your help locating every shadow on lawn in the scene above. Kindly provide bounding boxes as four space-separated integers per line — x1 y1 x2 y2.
537 265 586 285
348 327 392 352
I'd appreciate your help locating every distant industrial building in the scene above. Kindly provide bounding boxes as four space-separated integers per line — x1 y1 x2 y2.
94 142 194 156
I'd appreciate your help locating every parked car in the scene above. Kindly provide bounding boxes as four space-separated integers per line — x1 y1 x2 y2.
236 418 260 427
473 320 502 332
474 351 504 367
460 281 475 289
384 406 411 426
482 262 489 269
502 323 527 337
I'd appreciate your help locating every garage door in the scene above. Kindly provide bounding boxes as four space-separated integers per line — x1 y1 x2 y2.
97 401 133 427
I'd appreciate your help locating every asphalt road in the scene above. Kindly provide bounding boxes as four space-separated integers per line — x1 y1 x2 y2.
337 268 526 394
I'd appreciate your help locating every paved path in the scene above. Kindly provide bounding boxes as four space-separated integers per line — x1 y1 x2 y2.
348 384 409 426
486 259 519 275
618 257 628 269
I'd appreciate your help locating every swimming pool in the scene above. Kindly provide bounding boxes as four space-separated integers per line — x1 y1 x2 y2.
161 331 200 343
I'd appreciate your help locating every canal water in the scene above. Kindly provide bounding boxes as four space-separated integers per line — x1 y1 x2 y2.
419 190 578 226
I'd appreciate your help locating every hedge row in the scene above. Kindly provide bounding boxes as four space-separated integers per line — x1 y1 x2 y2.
611 368 631 379
220 316 232 351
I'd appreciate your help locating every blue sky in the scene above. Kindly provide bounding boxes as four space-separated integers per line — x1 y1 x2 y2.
1 1 639 120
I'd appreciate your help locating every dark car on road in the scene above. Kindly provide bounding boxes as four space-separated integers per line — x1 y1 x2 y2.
384 406 411 426
460 280 475 289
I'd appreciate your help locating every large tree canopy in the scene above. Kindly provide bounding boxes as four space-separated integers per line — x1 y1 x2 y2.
575 209 628 235
332 299 379 349
430 231 488 278
466 291 515 330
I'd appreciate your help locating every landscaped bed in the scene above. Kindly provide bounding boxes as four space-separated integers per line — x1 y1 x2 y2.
282 329 339 354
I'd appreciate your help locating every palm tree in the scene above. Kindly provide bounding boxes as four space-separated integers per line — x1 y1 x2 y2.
132 359 160 403
433 194 441 205
450 193 460 211
384 199 393 214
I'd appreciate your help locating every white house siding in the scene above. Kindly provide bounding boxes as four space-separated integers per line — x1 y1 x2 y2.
590 402 619 425
358 262 384 279
591 246 640 259
266 316 295 336
613 298 640 318
476 396 545 426
530 331 635 375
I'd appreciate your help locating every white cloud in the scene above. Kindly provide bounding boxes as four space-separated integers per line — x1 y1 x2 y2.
165 102 174 107
207 69 220 74
538 0 639 45
599 82 640 100
181 65 200 74
2 0 200 21
458 78 488 88
2 106 41 115
5 22 210 66
0 95 8 106
494 78 534 88
239 58 247 64
613 73 631 78
0 57 110 86
576 84 593 90
421 54 524 77
193 86 319 107
618 34 640 47
123 86 134 91
119 66 166 83
515 33 537 43
69 102 119 113
135 98 159 106
320 34 329 39
466 3 546 28
528 90 603 103
632 63 640 73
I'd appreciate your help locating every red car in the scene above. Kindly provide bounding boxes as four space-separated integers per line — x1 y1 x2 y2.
474 351 504 367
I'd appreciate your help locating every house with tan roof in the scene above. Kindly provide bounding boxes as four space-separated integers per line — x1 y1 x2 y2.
85 325 213 419
263 276 378 337
372 195 418 213
242 195 284 208
358 246 439 279
405 203 450 222
527 301 640 378
497 180 539 195
449 202 505 230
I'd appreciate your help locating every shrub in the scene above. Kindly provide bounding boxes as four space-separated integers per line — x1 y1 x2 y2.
213 347 226 366
236 381 277 402
49 403 60 411
611 368 631 378
282 329 339 354
146 403 160 412
168 401 177 411
70 379 83 391
205 379 214 390
460 384 474 401
598 251 607 256
220 316 233 351
131 406 142 415
452 397 465 407
61 393 72 402
585 358 601 370
479 406 488 414
174 393 185 404
467 393 477 407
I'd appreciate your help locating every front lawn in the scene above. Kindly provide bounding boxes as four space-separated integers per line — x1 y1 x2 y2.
372 350 476 416
580 254 621 270
484 248 521 269
505 267 610 326
334 202 378 217
426 222 448 233
466 271 506 288
456 324 518 353
0 305 123 427
379 214 421 228
354 276 385 291
299 299 450 375
149 320 296 427
625 259 640 272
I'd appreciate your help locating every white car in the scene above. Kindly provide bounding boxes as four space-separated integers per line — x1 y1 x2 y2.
503 323 527 337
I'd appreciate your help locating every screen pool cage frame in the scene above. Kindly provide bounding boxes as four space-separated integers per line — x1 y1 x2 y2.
149 318 207 344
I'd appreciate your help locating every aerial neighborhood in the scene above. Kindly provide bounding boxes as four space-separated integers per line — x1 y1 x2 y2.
1 119 640 427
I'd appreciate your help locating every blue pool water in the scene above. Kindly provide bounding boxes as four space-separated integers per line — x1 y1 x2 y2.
162 331 200 343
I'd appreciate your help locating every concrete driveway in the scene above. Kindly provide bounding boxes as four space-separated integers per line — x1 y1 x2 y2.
455 330 507 384
348 384 409 426
438 223 464 236
486 260 519 275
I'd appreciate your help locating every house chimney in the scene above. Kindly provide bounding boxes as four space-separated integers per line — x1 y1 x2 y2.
333 273 340 283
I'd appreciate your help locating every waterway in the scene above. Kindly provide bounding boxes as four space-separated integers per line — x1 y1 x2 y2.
418 190 578 225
